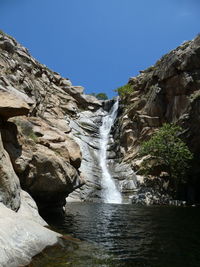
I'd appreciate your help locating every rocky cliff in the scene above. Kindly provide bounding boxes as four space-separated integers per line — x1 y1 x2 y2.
0 30 138 264
1 29 200 265
117 34 200 204
0 31 100 212
0 31 136 209
0 31 105 264
67 99 137 203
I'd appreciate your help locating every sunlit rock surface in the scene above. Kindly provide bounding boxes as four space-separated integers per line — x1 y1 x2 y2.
68 101 137 203
0 202 60 267
117 35 200 202
0 30 88 211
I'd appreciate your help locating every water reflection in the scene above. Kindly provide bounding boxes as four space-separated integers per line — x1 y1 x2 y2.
63 203 156 257
34 203 200 267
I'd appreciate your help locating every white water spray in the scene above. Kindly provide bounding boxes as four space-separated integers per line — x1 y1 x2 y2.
99 98 122 204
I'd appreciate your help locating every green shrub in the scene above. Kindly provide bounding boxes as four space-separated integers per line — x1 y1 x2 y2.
140 123 193 191
13 119 38 142
95 93 108 100
115 84 134 97
90 92 108 100
28 131 38 142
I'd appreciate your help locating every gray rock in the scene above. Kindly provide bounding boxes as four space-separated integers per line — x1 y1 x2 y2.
0 40 15 53
68 107 138 202
0 132 20 211
18 190 47 226
0 203 60 267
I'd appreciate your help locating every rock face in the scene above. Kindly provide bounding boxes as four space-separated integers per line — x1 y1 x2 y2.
0 31 102 265
0 130 21 211
4 116 84 211
0 30 138 265
117 35 200 203
68 99 137 203
0 87 31 119
0 31 96 212
0 31 138 208
0 198 60 267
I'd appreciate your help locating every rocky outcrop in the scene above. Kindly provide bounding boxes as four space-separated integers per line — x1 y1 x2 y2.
0 196 60 267
0 129 20 211
68 100 137 203
0 30 100 265
0 31 96 212
0 86 31 119
0 31 138 207
0 30 138 265
2 116 84 211
2 30 200 209
117 35 200 203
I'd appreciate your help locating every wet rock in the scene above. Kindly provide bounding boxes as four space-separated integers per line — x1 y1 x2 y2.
68 106 138 202
68 109 103 201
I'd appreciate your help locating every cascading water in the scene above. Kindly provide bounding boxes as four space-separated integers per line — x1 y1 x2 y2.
99 98 122 204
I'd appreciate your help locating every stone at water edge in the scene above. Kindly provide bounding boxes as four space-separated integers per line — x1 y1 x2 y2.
0 203 61 267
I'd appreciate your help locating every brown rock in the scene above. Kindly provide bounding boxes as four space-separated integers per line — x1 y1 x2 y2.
0 91 30 119
22 144 84 210
118 34 200 189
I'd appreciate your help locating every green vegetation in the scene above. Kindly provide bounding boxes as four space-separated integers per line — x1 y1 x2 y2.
115 84 134 97
28 131 38 142
95 93 108 100
0 29 15 41
90 92 108 100
13 118 38 142
140 123 193 191
142 65 155 73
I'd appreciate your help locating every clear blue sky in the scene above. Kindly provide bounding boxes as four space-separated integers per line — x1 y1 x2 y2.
1 0 200 98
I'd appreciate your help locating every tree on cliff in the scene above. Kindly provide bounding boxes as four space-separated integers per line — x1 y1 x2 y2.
115 84 133 96
90 93 108 100
96 93 108 100
140 123 193 191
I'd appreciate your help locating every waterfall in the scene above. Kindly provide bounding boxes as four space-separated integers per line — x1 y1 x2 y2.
99 98 122 204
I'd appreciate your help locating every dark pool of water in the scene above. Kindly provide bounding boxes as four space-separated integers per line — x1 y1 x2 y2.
31 203 200 267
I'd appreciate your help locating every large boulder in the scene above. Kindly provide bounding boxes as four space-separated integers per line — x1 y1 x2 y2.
1 117 84 211
23 144 83 210
63 86 102 111
0 86 32 119
0 202 60 267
